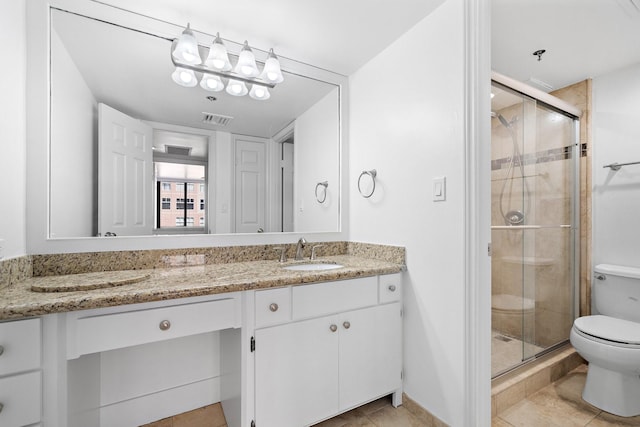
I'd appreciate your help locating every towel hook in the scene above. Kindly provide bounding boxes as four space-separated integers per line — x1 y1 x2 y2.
315 181 328 203
358 169 377 198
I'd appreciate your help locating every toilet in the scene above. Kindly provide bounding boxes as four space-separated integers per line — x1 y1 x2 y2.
570 264 640 417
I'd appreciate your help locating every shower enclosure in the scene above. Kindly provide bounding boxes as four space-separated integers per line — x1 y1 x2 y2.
490 73 580 377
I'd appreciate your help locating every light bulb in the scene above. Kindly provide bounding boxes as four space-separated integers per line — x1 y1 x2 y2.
260 49 284 84
226 79 248 96
249 85 270 100
172 24 201 65
204 33 232 71
200 74 224 92
171 67 197 87
234 41 259 77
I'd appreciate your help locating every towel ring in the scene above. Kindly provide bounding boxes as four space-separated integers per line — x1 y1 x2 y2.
358 169 377 198
315 181 328 203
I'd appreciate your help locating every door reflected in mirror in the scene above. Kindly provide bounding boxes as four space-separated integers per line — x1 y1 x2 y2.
49 7 340 238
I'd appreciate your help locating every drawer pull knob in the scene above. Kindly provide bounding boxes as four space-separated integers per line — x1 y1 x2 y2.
269 303 279 312
0 345 4 356
159 320 171 331
329 324 338 332
388 285 397 292
343 321 351 329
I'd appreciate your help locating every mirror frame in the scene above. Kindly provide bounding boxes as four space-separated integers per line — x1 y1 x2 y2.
26 0 349 254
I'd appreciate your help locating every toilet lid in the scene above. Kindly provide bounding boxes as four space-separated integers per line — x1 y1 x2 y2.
574 315 640 345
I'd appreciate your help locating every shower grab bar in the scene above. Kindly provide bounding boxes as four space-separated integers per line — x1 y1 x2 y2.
603 161 640 171
491 224 571 230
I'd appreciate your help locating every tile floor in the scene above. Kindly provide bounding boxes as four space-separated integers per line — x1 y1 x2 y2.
492 331 544 377
493 365 640 426
312 396 430 427
143 365 640 427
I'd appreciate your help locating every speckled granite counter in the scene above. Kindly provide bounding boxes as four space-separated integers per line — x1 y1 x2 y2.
0 255 404 320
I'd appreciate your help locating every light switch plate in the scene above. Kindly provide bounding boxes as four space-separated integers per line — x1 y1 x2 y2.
433 176 446 202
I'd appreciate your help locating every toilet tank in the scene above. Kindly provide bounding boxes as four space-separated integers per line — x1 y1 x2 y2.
594 264 640 322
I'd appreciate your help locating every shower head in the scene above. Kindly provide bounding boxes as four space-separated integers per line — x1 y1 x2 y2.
497 114 511 129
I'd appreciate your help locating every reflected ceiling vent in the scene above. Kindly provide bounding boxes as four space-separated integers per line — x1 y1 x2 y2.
165 145 192 156
202 112 234 126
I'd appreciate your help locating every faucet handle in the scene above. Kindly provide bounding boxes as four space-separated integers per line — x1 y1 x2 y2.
273 247 287 263
310 244 325 260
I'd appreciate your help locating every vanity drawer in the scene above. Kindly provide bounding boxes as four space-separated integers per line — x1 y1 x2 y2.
0 318 41 376
379 273 402 304
255 287 291 328
69 297 239 358
292 277 377 320
0 371 42 426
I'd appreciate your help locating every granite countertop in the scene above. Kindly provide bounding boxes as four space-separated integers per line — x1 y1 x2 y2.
0 255 404 320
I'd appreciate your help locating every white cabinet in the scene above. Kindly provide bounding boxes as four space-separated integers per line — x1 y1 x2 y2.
0 318 42 427
254 275 402 427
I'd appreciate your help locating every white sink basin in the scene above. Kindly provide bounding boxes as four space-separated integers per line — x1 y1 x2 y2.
282 263 344 271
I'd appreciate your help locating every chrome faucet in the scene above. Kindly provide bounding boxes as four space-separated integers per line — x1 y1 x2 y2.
295 237 307 260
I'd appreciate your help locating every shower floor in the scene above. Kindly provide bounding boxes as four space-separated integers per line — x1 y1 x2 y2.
492 330 544 377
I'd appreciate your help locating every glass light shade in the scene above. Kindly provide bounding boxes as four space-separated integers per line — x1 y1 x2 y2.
260 49 284 83
249 85 271 100
171 67 197 87
226 79 248 96
234 41 259 77
204 33 232 71
172 24 201 65
200 74 224 92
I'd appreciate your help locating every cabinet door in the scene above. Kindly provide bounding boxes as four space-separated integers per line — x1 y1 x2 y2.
255 316 339 427
339 302 402 410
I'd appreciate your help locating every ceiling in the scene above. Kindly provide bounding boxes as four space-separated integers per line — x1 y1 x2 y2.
492 0 640 92
96 0 447 76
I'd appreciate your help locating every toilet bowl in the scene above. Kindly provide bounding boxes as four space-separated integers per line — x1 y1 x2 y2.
570 264 640 417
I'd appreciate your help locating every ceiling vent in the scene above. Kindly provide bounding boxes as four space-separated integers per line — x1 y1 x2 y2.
202 112 234 126
165 145 192 156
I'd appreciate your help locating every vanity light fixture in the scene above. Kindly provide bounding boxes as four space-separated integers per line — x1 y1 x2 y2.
171 25 283 100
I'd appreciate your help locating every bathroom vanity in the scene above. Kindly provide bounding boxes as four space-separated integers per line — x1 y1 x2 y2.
0 255 403 427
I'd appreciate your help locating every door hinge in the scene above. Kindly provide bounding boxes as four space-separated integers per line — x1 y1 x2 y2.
250 336 255 352
487 242 492 257
251 420 255 427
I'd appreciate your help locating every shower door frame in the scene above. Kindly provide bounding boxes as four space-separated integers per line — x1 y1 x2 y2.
491 71 582 377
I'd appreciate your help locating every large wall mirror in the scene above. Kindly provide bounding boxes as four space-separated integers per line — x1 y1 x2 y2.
38 0 344 247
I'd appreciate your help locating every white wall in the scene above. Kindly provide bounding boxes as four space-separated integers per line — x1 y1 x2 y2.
348 0 466 424
0 0 27 259
50 29 97 238
214 131 233 234
294 88 340 232
592 62 640 270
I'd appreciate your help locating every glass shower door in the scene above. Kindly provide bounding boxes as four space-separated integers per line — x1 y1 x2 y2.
491 80 578 377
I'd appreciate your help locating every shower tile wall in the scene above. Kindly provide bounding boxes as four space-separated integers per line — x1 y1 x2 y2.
491 85 579 350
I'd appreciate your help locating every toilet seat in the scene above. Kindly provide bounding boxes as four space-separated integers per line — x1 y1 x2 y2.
574 315 640 348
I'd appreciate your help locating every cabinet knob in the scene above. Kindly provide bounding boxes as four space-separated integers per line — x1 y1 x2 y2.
159 320 171 331
388 284 397 292
343 321 351 329
329 324 338 332
0 345 4 356
269 303 279 312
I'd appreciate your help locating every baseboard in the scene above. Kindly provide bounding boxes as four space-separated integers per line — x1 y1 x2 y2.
402 392 449 427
